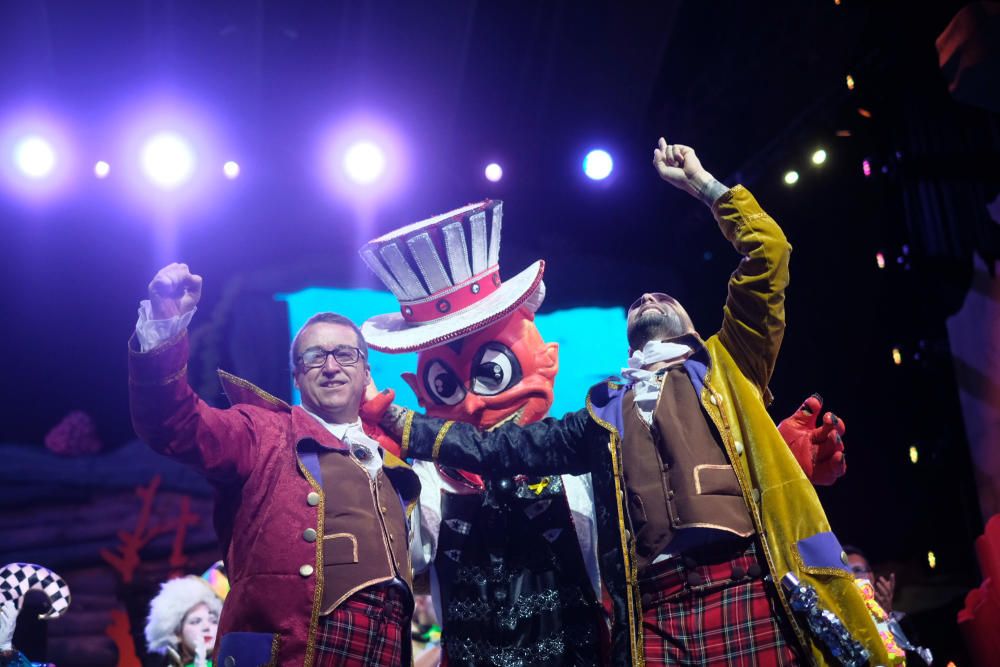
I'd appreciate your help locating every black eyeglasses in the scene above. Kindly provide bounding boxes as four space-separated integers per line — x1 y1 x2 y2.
298 346 364 369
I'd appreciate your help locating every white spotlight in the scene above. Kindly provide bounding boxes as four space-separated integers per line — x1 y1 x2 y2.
141 132 195 190
223 160 240 179
94 161 111 179
583 149 613 180
811 149 828 165
485 163 503 182
783 170 800 186
343 141 386 185
14 136 56 179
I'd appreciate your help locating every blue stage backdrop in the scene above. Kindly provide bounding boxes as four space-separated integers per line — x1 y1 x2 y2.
277 287 627 418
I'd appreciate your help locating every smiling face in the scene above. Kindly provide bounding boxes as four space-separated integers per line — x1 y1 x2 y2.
179 602 218 656
626 292 696 352
293 322 371 423
403 308 558 430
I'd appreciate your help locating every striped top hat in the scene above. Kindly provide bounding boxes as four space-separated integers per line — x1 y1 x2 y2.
359 200 545 353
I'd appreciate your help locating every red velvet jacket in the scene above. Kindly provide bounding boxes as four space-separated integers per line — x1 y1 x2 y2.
128 332 420 667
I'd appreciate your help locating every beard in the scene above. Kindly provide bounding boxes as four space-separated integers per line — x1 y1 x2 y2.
627 308 686 351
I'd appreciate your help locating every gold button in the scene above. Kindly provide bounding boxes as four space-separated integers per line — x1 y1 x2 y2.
303 528 317 542
841 551 849 565
388 534 395 542
307 492 320 506
710 395 718 406
715 393 724 405
734 441 744 455
299 564 314 577
380 506 388 513
624 530 632 542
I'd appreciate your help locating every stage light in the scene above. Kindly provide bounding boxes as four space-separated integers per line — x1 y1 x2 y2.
583 149 613 180
485 162 503 182
94 161 110 179
14 135 56 179
875 252 885 269
927 551 936 569
862 159 872 177
845 74 855 90
835 129 852 137
783 170 799 185
909 446 919 464
223 160 240 179
811 149 827 165
343 141 386 185
892 347 902 365
857 107 873 119
141 132 195 190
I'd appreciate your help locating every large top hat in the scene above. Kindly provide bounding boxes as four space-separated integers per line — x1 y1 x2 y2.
359 199 545 353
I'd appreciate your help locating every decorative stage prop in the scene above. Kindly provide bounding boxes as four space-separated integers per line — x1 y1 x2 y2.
0 564 71 621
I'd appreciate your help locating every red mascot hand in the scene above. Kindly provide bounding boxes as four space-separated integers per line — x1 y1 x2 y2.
359 385 402 459
777 393 847 486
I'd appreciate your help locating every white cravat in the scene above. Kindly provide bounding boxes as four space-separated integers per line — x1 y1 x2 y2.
303 410 384 479
620 341 693 425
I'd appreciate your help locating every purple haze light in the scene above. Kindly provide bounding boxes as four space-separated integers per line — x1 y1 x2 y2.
14 135 57 179
343 141 386 185
317 114 408 203
141 132 196 190
111 94 228 213
485 162 503 182
0 107 76 204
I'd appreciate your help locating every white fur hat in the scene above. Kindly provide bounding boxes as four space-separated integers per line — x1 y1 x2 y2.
144 576 223 654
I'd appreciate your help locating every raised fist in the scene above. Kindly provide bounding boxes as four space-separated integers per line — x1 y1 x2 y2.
652 137 713 199
148 262 203 320
777 393 847 486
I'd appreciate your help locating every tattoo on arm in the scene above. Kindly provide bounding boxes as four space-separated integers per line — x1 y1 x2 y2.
380 404 410 438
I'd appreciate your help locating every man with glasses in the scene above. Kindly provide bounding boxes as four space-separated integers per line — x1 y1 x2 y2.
129 263 420 667
378 139 892 665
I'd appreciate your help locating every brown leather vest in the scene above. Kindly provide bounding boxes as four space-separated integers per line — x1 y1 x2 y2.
621 365 754 573
318 449 412 614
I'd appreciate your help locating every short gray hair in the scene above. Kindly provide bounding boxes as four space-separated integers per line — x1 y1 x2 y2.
289 312 368 371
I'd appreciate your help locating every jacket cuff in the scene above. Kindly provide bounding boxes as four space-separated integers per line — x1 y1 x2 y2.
400 412 455 463
128 330 190 386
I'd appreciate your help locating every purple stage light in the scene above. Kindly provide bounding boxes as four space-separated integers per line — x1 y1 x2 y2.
94 161 111 179
223 160 240 179
0 108 76 203
344 141 386 185
485 162 503 182
317 114 408 204
141 132 195 190
110 95 229 213
14 136 56 178
583 149 613 180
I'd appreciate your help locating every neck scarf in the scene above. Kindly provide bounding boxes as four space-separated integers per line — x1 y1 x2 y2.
621 340 693 425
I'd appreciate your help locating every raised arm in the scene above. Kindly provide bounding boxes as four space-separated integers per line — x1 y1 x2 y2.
653 139 791 397
380 405 593 477
129 263 257 484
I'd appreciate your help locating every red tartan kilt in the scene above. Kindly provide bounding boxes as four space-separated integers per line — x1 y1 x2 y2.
639 541 800 666
315 585 411 667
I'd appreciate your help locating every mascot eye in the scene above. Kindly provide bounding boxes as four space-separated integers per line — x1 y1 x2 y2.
470 343 523 396
423 360 467 406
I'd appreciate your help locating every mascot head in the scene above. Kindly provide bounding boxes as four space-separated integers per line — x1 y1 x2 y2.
360 200 558 429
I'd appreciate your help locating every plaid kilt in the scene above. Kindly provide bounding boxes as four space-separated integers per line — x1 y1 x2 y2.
639 540 800 666
315 585 411 667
